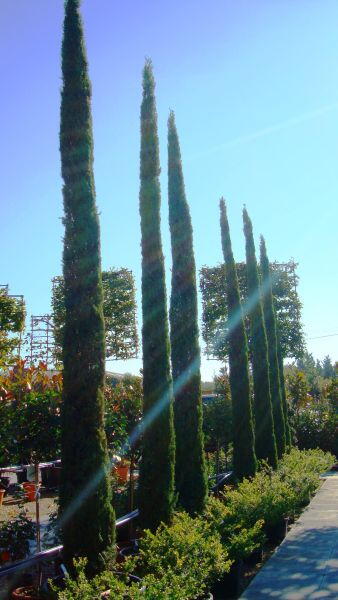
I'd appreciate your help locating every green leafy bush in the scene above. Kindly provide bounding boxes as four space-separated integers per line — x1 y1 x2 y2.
203 497 265 562
131 511 231 599
291 403 337 458
0 511 36 560
278 447 335 504
55 558 131 600
57 512 230 600
218 449 334 542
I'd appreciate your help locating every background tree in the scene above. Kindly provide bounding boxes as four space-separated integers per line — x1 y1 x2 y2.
260 236 291 451
322 355 335 379
0 361 62 467
168 111 207 514
200 260 304 361
286 369 309 413
296 351 328 400
52 268 138 365
104 374 143 458
327 362 338 409
202 368 232 475
219 199 257 479
138 60 175 530
59 0 114 573
243 209 279 465
0 289 25 368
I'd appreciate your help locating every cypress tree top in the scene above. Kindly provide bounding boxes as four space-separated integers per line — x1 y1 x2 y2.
168 111 207 514
220 199 257 480
243 208 278 469
138 60 175 531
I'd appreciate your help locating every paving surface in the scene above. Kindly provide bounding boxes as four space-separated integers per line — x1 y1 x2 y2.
240 473 338 599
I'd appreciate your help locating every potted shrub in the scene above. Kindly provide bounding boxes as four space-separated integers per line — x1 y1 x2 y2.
127 511 231 599
0 511 36 562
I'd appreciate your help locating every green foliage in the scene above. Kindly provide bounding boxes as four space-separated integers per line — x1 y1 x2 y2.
276 328 292 448
243 209 279 465
0 511 36 560
200 260 304 361
220 448 334 541
203 371 232 454
0 289 25 367
133 511 231 599
55 558 132 600
104 374 143 457
327 362 338 407
1 390 61 465
57 512 231 600
286 369 309 410
138 60 175 531
52 269 138 364
322 355 335 378
0 361 62 466
203 497 265 562
59 0 114 573
295 351 329 400
260 236 289 456
219 199 257 480
168 111 207 515
291 401 338 457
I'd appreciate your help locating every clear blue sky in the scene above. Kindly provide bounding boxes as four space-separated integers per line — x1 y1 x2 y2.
1 0 337 380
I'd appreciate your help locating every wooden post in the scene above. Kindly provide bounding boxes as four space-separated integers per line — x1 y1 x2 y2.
35 462 42 591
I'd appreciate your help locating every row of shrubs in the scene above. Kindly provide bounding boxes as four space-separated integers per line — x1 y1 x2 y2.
56 448 334 599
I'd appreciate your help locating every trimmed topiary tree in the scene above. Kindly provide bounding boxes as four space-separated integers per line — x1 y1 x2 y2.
59 0 114 573
242 209 279 467
219 199 257 479
138 60 175 531
168 111 207 514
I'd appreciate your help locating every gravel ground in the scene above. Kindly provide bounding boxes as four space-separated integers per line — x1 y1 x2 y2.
0 492 58 525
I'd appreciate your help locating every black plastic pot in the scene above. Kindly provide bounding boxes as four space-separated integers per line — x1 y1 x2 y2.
16 470 27 484
211 560 242 599
41 466 61 490
118 539 139 561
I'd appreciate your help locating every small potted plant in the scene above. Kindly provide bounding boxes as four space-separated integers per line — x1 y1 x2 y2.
0 511 36 562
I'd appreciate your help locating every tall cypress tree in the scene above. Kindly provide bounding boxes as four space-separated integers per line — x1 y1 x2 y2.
259 236 288 456
260 236 291 450
220 199 257 479
168 111 207 514
242 208 278 468
59 0 114 573
277 332 292 448
138 61 175 531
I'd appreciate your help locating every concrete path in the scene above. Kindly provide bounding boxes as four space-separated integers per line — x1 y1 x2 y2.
240 473 338 599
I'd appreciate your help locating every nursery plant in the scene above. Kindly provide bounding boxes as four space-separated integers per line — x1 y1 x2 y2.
59 0 114 573
219 199 257 479
0 511 36 561
168 111 207 515
138 59 175 531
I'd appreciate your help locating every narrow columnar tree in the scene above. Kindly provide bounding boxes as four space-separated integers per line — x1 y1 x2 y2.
138 60 175 531
59 0 114 573
242 208 278 468
276 328 292 448
259 236 288 456
220 199 257 479
168 111 207 514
